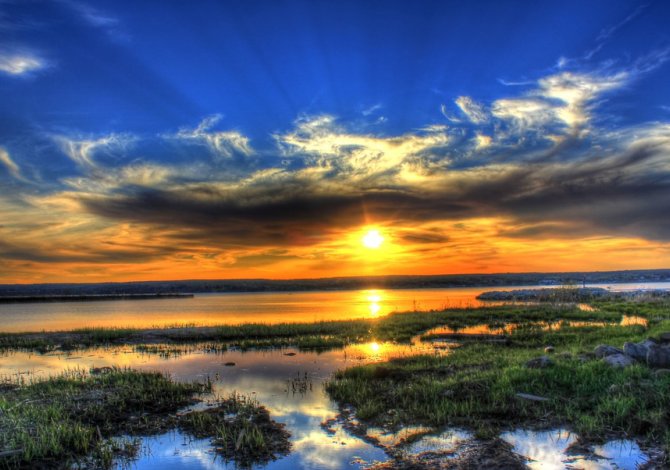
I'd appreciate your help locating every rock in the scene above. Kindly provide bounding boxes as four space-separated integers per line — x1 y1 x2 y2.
544 346 555 354
525 356 553 369
654 369 670 378
224 362 236 367
602 353 635 368
647 344 670 368
659 332 670 343
594 345 623 358
515 392 549 402
623 341 651 361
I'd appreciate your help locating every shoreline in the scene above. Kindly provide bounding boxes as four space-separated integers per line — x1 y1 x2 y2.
0 293 194 304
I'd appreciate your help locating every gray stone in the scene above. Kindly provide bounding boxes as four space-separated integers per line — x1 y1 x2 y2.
594 344 623 358
602 353 635 368
623 342 650 361
525 356 553 369
647 344 670 368
659 332 670 343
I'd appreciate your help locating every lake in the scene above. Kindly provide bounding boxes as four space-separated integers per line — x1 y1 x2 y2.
1 282 669 333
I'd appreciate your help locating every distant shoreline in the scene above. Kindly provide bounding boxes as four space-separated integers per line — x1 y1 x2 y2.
1 269 669 299
0 293 194 304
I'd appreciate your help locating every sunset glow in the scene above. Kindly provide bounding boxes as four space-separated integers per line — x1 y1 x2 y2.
0 1 669 283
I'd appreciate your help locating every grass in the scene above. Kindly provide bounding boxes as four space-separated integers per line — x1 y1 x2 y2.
325 299 670 461
0 368 291 469
0 368 208 468
178 393 291 467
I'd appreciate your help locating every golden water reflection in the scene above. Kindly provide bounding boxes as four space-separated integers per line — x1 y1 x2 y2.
421 315 649 338
0 287 508 332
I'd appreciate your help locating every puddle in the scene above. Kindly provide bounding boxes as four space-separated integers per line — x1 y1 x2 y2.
421 314 648 340
591 440 649 469
403 428 473 456
501 429 649 470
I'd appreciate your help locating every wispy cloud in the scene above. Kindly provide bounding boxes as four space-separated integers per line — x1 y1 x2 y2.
276 114 449 181
0 50 47 76
492 70 626 139
56 134 135 170
62 0 129 42
172 115 253 159
584 3 649 60
0 147 23 180
455 96 489 124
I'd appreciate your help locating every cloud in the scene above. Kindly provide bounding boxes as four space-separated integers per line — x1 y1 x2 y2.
491 71 627 139
56 134 135 170
276 114 449 181
474 133 492 149
584 3 649 60
62 0 129 42
31 118 666 258
455 96 489 124
0 50 46 76
172 115 253 159
0 147 22 179
440 103 462 122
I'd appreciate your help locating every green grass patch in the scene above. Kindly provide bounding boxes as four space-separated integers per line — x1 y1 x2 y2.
0 368 208 468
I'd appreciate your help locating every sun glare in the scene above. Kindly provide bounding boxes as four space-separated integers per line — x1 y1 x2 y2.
362 229 384 249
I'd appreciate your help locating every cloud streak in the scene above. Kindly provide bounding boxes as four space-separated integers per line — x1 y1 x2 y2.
0 50 46 76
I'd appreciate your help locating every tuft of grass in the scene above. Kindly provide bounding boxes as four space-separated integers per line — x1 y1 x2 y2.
0 368 209 469
178 393 291 467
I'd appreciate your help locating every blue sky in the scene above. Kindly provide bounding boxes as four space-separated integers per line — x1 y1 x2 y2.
1 0 670 282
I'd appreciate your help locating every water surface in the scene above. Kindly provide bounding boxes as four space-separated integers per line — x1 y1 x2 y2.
2 282 668 332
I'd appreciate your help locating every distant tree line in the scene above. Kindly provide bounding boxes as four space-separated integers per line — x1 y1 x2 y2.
1 269 669 297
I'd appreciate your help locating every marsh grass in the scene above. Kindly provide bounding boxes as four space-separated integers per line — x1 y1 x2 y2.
326 300 670 459
0 368 208 469
178 393 291 467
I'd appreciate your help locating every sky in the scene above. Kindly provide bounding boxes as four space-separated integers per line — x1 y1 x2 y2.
1 0 670 283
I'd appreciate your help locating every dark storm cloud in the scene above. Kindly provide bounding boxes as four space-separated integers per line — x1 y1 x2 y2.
70 132 670 246
0 238 177 264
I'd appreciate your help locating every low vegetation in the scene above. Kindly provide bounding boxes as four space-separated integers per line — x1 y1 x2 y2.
326 298 670 463
0 368 290 469
179 393 291 466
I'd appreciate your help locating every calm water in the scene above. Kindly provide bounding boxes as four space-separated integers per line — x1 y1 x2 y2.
1 282 668 333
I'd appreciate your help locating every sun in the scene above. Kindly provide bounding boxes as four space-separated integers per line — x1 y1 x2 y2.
362 229 384 249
